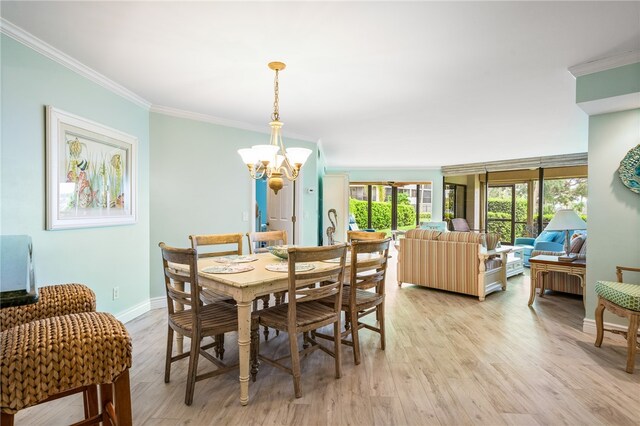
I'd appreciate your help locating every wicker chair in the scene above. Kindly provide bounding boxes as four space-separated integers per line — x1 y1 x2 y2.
0 283 95 332
1 312 132 425
160 242 252 406
253 244 348 398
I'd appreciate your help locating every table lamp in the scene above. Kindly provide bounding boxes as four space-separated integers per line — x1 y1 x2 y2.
544 209 587 260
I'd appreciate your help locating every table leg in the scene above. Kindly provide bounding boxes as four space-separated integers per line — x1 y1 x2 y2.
569 272 586 308
539 271 547 298
236 299 252 406
528 267 538 306
175 281 184 354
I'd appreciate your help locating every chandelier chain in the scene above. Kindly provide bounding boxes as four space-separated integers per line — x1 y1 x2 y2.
272 69 280 121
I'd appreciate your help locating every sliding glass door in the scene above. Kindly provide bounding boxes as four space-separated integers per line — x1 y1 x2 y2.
349 182 433 236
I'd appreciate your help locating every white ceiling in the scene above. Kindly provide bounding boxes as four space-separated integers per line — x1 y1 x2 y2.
2 1 639 168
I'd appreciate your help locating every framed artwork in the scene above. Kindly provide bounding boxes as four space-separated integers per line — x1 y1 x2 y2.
46 106 138 230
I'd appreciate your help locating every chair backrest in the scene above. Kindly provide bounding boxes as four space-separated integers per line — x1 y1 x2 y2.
159 242 201 318
286 244 348 320
347 231 387 242
246 230 287 254
189 233 243 258
349 238 391 301
451 218 471 232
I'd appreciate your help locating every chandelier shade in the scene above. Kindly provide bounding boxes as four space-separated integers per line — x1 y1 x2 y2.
237 62 312 194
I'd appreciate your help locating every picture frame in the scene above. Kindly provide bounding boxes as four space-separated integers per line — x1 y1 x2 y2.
46 106 138 230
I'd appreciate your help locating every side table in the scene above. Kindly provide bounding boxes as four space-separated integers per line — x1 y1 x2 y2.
528 255 586 306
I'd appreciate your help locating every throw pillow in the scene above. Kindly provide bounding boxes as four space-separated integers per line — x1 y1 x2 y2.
578 240 587 256
537 232 556 242
569 236 585 254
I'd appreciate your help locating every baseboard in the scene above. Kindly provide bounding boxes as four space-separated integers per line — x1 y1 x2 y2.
149 296 167 310
582 318 629 342
115 299 151 324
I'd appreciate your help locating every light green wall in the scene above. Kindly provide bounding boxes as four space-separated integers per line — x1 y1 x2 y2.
326 168 444 221
576 62 640 103
149 113 319 298
1 35 150 314
585 109 640 323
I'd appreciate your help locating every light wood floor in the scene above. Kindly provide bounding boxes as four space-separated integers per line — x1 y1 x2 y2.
17 252 640 425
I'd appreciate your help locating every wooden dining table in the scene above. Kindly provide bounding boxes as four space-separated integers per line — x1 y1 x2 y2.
169 250 384 406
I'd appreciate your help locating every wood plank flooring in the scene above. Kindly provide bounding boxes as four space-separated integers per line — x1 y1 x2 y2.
16 249 640 425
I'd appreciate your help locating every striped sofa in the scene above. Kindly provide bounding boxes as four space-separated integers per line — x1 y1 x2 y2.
397 229 507 301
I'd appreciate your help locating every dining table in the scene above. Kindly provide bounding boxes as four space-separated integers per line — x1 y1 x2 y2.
169 249 385 406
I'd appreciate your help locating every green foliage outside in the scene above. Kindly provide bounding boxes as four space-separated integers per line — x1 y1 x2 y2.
349 198 417 230
487 196 587 240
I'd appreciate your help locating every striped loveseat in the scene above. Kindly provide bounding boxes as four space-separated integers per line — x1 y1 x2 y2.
397 229 507 301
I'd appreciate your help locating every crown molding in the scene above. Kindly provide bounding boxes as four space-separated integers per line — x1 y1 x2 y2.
0 18 151 109
577 92 640 116
150 104 318 143
568 50 640 78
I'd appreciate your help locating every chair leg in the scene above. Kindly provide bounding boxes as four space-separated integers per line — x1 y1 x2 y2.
1 412 14 426
251 319 260 382
289 332 302 398
334 318 342 379
379 301 386 351
350 309 361 365
215 334 225 360
114 369 133 426
626 314 639 374
165 326 174 383
100 383 114 424
185 330 201 406
262 296 270 341
595 299 605 348
83 385 99 419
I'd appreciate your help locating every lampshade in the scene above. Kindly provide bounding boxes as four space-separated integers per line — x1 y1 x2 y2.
544 209 587 231
285 147 312 166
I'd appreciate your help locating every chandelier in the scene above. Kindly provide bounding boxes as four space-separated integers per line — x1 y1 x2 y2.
237 62 312 194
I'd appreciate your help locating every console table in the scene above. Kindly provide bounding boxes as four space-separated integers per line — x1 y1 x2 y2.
528 255 586 306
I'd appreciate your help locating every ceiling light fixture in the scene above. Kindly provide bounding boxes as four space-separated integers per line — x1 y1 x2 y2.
237 62 312 194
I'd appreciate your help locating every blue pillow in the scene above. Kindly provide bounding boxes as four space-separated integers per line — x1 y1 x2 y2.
536 231 556 243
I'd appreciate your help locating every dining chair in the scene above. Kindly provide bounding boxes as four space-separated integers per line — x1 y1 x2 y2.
246 230 287 254
189 233 244 357
316 237 391 365
246 230 288 340
347 230 387 242
159 242 243 406
252 243 348 398
189 233 243 306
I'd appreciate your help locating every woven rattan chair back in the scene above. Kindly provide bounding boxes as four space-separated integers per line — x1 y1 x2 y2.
347 231 387 243
246 230 287 254
189 233 243 258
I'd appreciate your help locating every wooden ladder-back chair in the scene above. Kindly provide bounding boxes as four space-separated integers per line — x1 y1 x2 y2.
347 231 387 242
246 230 288 340
253 243 348 398
159 242 243 405
246 230 287 254
189 233 243 357
316 238 391 365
